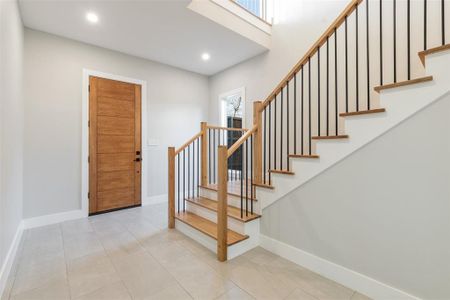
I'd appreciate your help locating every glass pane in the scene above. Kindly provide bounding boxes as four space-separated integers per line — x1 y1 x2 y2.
236 0 261 18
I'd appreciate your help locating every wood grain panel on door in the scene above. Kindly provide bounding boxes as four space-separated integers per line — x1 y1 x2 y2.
89 76 142 214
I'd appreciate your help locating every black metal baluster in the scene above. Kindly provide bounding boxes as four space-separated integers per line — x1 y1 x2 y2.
245 139 249 217
274 95 277 169
367 0 371 110
356 4 360 110
393 0 397 83
213 129 216 183
335 29 339 135
286 81 290 171
208 129 211 184
240 147 243 218
197 138 199 197
301 66 304 154
424 0 427 50
327 37 330 135
192 142 195 198
183 149 185 212
264 107 267 184
268 102 272 184
294 73 297 154
442 0 445 45
345 15 349 113
318 47 321 135
250 135 254 214
280 87 283 170
188 144 190 199
380 0 383 86
407 0 411 80
308 57 312 155
177 154 180 213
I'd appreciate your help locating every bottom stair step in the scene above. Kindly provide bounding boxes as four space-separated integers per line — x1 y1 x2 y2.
186 197 261 222
175 211 249 246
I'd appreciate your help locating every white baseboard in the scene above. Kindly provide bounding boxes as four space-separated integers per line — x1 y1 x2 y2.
259 235 420 300
142 194 167 206
0 222 24 298
23 197 166 230
22 210 86 229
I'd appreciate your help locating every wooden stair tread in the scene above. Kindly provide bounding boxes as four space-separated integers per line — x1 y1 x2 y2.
186 197 260 222
374 76 433 92
269 169 295 175
289 154 319 158
418 44 450 65
253 182 275 189
312 135 349 140
175 211 248 246
200 182 257 201
340 108 386 117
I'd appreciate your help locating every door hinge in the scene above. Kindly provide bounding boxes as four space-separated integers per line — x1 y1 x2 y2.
88 85 90 92
88 120 90 127
88 156 90 163
88 192 90 199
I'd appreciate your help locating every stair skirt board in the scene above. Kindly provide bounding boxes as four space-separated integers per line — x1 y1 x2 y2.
175 218 260 260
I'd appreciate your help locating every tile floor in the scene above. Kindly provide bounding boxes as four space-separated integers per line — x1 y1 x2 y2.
2 203 371 300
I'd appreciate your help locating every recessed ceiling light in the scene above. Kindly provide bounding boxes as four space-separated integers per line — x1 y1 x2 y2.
201 53 210 61
86 12 99 24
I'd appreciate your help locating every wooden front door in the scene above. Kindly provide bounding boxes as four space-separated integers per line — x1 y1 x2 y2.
89 76 142 214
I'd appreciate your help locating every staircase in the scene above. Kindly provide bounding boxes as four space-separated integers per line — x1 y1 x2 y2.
168 0 450 261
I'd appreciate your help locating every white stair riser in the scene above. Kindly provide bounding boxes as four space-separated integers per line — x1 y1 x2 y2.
199 188 261 212
185 201 259 234
175 219 260 260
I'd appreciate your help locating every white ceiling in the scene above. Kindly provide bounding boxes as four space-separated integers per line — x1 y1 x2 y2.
19 0 268 75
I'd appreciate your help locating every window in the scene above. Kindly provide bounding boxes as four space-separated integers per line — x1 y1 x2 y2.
236 0 261 18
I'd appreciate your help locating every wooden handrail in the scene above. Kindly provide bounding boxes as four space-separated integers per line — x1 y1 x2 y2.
227 125 257 158
260 0 362 110
207 125 248 132
174 132 203 155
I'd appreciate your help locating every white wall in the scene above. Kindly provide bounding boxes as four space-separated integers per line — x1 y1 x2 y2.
208 0 349 127
261 92 450 299
0 0 24 285
23 29 209 218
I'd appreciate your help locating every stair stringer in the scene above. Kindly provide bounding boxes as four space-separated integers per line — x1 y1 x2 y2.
258 51 450 210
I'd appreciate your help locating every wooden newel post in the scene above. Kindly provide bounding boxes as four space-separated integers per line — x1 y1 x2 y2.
200 122 208 186
217 145 228 262
168 147 175 229
253 101 263 185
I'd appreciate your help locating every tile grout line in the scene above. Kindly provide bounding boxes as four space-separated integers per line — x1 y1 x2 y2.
116 207 198 299
122 212 196 300
59 223 73 299
88 216 135 300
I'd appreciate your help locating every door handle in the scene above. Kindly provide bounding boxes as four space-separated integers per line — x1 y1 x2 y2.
135 150 142 162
